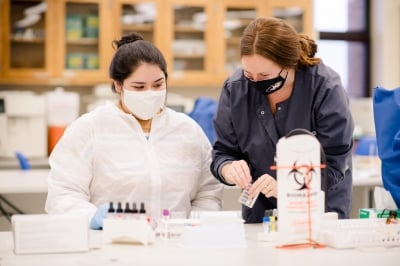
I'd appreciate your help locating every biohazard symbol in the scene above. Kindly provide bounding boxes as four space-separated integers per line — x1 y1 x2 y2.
288 161 316 190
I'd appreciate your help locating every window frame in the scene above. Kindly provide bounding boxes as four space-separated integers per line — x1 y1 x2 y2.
317 0 371 97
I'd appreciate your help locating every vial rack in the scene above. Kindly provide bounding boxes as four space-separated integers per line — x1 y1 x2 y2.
319 218 400 249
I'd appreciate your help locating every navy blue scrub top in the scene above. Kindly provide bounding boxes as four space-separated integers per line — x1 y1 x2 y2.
211 63 354 223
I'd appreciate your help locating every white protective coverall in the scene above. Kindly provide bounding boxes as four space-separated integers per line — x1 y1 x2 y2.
45 102 223 222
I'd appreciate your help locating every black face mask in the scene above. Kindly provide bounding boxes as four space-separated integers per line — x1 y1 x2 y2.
248 69 288 95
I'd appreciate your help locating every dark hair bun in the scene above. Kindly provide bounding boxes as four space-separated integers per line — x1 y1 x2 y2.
113 32 144 49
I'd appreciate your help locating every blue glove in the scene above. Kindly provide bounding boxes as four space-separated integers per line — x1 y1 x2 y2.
90 203 109 230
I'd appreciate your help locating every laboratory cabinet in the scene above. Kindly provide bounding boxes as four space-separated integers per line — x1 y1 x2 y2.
0 0 313 87
0 0 114 86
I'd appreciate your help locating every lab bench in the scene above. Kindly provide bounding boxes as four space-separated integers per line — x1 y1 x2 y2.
0 224 399 266
0 157 49 170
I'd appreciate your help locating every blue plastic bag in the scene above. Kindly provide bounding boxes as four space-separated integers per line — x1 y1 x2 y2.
373 86 400 208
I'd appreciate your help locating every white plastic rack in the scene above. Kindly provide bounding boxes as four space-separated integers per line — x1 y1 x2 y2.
319 218 400 249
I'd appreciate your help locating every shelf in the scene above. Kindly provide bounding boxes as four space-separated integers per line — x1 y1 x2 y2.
10 37 45 44
225 37 241 45
66 38 99 45
174 54 204 59
174 25 205 33
121 24 154 31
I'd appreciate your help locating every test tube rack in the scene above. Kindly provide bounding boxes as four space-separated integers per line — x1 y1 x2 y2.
319 218 400 249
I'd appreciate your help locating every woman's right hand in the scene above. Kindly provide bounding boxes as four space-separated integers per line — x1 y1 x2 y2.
221 160 252 189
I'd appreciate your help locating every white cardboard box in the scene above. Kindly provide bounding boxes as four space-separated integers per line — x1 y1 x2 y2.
12 214 89 254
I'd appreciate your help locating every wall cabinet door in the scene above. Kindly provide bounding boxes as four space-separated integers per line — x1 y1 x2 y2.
0 0 57 84
218 0 313 83
163 0 313 87
261 0 313 36
114 0 158 43
218 1 260 80
0 0 113 86
53 0 113 85
163 0 215 87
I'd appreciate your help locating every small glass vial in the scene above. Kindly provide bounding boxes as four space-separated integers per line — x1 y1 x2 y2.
272 208 278 232
161 209 170 239
262 216 270 234
269 215 276 232
116 202 124 218
129 202 138 219
139 202 147 221
125 202 133 219
107 201 116 218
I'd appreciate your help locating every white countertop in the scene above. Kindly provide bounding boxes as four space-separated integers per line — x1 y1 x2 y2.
0 169 49 194
0 224 399 266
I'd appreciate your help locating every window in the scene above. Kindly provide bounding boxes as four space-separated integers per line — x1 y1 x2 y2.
314 0 370 97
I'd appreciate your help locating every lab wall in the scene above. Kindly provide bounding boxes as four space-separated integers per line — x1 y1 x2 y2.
370 0 400 91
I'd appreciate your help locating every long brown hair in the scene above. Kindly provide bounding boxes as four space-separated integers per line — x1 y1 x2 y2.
240 17 320 68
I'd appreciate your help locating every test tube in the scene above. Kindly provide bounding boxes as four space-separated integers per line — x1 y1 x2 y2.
263 210 272 234
161 209 170 239
269 215 276 232
116 202 123 218
125 202 133 219
272 208 278 231
124 202 131 213
132 202 138 214
139 202 146 214
107 201 116 218
263 216 270 234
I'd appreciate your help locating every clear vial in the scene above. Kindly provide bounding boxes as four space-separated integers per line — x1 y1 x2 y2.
263 216 270 234
161 209 170 239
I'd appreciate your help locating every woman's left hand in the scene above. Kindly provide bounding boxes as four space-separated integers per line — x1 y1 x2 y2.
248 174 277 199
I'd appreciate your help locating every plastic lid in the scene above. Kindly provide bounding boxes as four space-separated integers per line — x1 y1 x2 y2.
125 202 131 213
139 202 146 214
108 202 115 213
132 203 138 213
116 202 123 213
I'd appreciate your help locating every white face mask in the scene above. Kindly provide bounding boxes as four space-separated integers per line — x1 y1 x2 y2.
122 89 166 120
